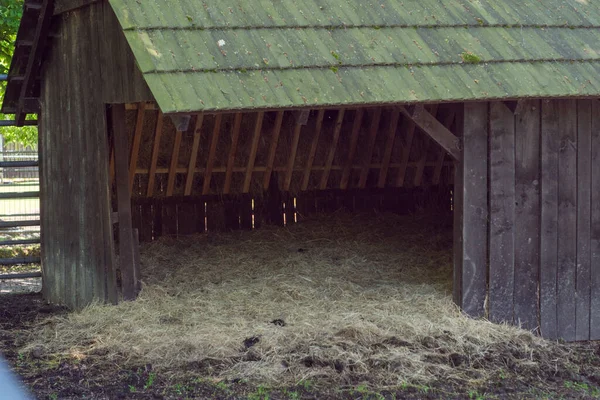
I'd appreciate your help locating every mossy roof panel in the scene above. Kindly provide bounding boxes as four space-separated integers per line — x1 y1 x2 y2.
109 0 600 113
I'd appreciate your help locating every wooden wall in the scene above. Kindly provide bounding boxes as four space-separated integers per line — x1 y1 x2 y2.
39 2 152 308
455 99 600 341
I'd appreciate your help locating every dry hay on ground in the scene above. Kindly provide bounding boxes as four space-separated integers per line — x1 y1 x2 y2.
25 213 565 388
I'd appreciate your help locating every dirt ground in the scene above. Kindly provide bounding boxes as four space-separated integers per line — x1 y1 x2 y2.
2 215 600 399
1 292 600 400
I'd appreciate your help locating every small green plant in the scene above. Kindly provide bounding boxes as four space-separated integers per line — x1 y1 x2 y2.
329 66 339 73
461 51 481 64
248 385 270 400
48 393 58 400
299 380 313 391
128 385 136 393
215 381 229 392
468 390 486 400
144 372 156 390
286 390 300 399
172 383 186 395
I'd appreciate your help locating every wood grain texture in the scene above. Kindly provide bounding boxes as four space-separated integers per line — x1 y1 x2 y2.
591 99 600 340
202 114 222 195
540 99 560 340
184 114 204 196
396 116 417 187
321 109 345 190
284 122 303 191
378 108 400 188
146 111 163 197
263 111 284 190
166 129 183 197
244 112 265 193
358 108 382 188
301 110 325 191
340 109 364 190
223 113 242 194
488 102 515 324
513 99 541 331
128 101 146 192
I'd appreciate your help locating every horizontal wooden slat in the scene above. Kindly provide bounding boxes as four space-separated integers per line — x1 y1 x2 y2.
0 269 42 278
0 220 40 228
0 191 39 199
0 238 40 246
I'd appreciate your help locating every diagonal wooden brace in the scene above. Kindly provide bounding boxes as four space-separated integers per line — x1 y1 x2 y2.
400 105 461 161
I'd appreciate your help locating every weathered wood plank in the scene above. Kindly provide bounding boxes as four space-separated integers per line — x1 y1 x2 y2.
321 109 345 190
340 109 364 190
540 99 560 340
128 101 146 192
223 113 243 194
184 114 204 196
301 109 325 191
177 203 197 235
432 109 456 186
488 102 516 324
576 100 592 341
244 112 265 193
414 106 439 187
358 108 382 188
263 111 284 190
146 111 163 197
591 99 600 340
396 116 417 187
162 204 177 236
112 103 137 301
400 105 461 161
452 107 464 306
456 102 488 317
284 121 303 191
514 99 541 331
166 128 183 197
202 114 222 195
378 108 400 188
557 99 578 341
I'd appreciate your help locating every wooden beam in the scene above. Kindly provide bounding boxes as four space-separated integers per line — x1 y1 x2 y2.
223 113 243 194
396 116 417 187
263 111 284 190
358 108 382 188
284 121 303 191
146 111 164 197
400 105 461 161
340 109 364 190
301 109 325 191
129 102 146 193
184 114 204 196
16 0 54 125
432 110 456 185
111 104 138 301
53 0 100 15
166 129 183 197
320 109 345 190
378 108 400 188
414 105 439 187
243 112 264 193
202 114 222 195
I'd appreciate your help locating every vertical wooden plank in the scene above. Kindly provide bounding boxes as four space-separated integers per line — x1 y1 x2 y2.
146 111 163 197
455 102 488 317
140 204 153 242
224 113 243 194
195 201 206 234
378 108 400 188
557 99 577 341
284 122 303 191
396 117 417 187
129 102 146 192
414 106 438 187
240 195 253 230
178 202 197 235
263 111 284 190
301 110 325 191
112 104 138 301
166 129 183 197
203 114 223 195
514 99 541 331
540 99 560 340
184 114 204 196
206 201 226 232
488 102 515 324
358 108 382 188
321 109 345 190
576 100 592 341
591 99 600 340
243 112 265 193
340 109 364 189
153 202 163 239
162 203 178 236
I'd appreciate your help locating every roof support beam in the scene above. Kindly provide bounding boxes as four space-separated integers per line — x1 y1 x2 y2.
399 105 461 161
15 0 54 125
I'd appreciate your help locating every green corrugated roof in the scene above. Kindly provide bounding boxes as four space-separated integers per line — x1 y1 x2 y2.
108 0 600 113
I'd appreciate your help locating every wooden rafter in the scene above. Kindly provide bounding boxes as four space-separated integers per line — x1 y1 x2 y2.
400 105 461 161
377 108 400 188
301 109 325 191
243 112 265 193
320 109 345 190
433 109 457 185
146 111 164 197
414 105 439 187
358 108 382 188
202 114 223 195
184 114 204 196
129 102 146 192
284 121 303 191
263 111 284 190
15 0 54 125
340 109 364 190
223 113 243 194
166 128 183 196
396 116 417 187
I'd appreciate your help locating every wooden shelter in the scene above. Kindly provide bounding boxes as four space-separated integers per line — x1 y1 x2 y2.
2 0 600 341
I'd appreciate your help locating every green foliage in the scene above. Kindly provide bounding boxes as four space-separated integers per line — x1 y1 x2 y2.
0 0 38 147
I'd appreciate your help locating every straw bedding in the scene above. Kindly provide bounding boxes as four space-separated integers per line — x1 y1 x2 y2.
25 213 560 388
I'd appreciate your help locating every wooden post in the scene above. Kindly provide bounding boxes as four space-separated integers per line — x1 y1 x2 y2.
454 103 488 318
111 104 139 301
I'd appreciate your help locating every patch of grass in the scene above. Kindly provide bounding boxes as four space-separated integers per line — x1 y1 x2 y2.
564 380 600 397
248 384 271 400
461 51 481 64
144 372 156 390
